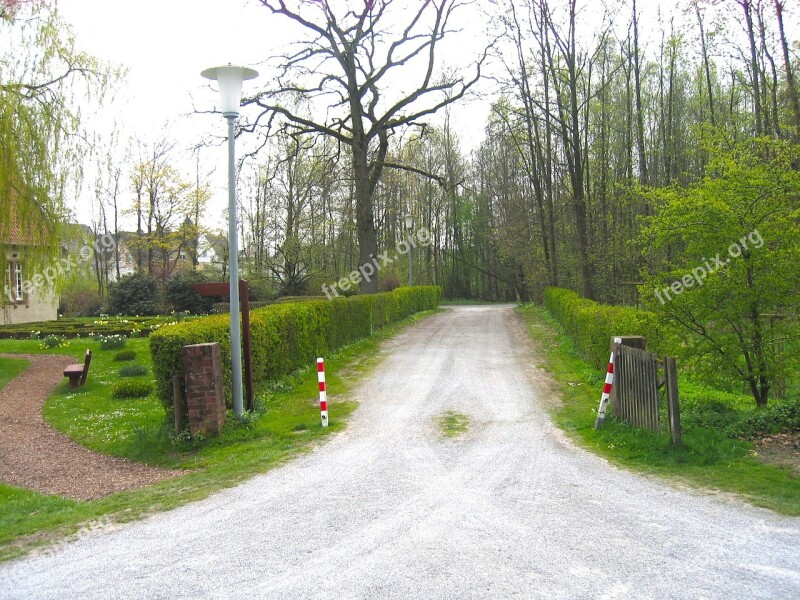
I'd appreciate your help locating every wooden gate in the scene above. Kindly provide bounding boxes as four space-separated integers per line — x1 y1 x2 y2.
612 344 661 431
608 338 682 445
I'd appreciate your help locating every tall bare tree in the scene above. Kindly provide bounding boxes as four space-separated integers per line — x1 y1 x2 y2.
249 0 487 292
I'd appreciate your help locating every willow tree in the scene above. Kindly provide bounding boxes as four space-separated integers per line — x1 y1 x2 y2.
0 1 113 281
249 0 487 293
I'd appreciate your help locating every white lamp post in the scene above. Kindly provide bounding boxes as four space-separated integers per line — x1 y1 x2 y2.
404 213 414 286
201 64 258 417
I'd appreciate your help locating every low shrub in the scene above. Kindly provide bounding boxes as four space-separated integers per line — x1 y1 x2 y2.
107 273 160 316
165 270 216 315
113 349 136 362
150 286 441 411
39 335 66 349
98 334 127 350
725 398 800 439
118 363 148 378
543 287 666 370
111 379 153 399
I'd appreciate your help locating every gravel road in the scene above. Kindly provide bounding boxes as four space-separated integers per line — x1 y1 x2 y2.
2 306 799 599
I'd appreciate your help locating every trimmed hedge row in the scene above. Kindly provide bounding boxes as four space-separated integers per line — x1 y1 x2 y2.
0 316 182 339
543 287 665 370
150 286 442 411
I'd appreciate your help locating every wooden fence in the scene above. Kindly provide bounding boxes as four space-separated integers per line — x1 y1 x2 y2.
610 338 682 446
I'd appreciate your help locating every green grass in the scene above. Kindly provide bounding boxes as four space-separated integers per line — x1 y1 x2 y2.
517 304 800 516
0 309 438 560
437 411 470 438
0 357 29 388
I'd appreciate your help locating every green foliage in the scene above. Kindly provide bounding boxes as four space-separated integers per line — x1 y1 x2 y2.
39 335 66 349
98 334 126 350
1 5 117 291
164 270 214 315
150 286 441 411
107 273 160 317
112 349 136 362
639 135 800 406
58 278 103 317
111 379 153 399
118 363 148 378
519 304 800 516
543 287 665 370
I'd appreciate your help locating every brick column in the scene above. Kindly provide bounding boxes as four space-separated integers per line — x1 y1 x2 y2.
182 343 226 435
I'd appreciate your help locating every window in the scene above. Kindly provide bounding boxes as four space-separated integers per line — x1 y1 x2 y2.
5 261 23 302
179 252 187 261
14 263 23 301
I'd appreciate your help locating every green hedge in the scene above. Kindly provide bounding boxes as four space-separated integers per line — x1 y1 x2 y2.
150 286 441 411
543 287 665 370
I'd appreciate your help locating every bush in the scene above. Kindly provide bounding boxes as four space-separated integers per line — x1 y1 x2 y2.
150 286 441 411
98 334 127 350
165 270 216 315
725 398 800 439
113 349 136 362
111 379 153 399
543 287 666 370
107 273 159 316
39 335 66 349
59 280 103 317
118 363 148 377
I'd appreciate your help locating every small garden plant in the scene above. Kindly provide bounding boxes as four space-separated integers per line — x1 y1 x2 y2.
118 364 148 378
113 349 136 362
39 335 67 349
111 379 152 399
98 334 127 350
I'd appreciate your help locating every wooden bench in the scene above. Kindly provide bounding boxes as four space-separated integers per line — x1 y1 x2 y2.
64 350 92 388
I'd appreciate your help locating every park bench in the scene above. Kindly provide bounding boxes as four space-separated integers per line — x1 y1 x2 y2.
63 350 92 388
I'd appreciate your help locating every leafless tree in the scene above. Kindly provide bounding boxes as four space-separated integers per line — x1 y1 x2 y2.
248 0 488 292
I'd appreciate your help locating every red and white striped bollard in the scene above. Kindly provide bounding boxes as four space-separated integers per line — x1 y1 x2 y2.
594 337 621 429
317 357 328 427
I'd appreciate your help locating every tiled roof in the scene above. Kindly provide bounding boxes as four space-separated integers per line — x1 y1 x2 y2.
0 196 50 246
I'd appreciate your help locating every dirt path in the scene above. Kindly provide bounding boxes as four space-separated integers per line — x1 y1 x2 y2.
1 308 799 598
0 353 180 501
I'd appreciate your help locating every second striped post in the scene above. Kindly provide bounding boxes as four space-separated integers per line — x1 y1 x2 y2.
594 337 622 429
317 357 328 427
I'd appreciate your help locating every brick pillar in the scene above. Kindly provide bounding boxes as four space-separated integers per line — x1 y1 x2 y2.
182 343 226 435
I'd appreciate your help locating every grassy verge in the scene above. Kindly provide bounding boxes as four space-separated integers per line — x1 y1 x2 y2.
518 304 800 516
0 309 438 561
0 357 29 387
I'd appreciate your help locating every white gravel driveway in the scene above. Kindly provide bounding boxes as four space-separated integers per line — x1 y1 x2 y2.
2 306 799 599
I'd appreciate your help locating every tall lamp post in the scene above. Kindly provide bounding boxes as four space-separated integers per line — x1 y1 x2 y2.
201 64 258 416
404 213 414 286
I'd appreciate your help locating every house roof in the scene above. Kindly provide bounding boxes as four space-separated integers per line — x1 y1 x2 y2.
0 197 51 246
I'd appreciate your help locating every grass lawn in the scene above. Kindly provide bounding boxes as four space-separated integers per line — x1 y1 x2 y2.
0 309 438 561
0 357 29 388
518 304 800 516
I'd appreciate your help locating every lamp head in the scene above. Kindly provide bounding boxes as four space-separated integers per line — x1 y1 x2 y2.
201 64 259 118
404 214 414 230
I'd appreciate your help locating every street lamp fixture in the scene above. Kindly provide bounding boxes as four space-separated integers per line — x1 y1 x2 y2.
201 64 258 417
404 213 414 286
